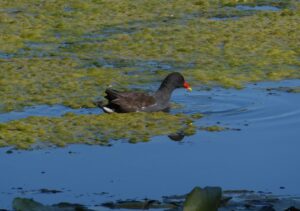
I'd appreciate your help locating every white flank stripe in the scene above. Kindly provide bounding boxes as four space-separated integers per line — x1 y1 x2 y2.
103 107 114 113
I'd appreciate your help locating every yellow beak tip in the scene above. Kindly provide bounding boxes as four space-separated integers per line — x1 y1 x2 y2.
188 87 192 92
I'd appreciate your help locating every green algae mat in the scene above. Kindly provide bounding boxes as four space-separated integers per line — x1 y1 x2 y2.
0 0 300 149
0 112 196 149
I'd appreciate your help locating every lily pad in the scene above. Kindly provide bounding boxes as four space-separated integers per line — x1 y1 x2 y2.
184 186 222 211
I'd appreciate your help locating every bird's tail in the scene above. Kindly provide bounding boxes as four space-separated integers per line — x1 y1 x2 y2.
93 100 105 108
93 100 114 113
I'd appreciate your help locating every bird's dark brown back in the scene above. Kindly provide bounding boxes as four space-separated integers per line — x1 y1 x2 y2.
106 89 156 112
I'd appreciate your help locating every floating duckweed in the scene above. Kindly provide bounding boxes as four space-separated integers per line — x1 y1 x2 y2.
201 125 227 132
0 112 196 149
0 58 134 112
191 113 204 119
0 0 299 112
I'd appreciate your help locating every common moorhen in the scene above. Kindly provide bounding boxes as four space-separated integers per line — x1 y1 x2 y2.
96 72 192 113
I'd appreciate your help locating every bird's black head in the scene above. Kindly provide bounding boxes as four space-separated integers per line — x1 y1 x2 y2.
159 72 192 91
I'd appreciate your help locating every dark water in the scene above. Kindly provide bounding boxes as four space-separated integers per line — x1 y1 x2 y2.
0 80 300 209
209 5 280 21
0 105 100 123
235 5 280 11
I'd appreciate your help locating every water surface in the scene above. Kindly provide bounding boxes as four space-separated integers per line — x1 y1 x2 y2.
0 80 300 209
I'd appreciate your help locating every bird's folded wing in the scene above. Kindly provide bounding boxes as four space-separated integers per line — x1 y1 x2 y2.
110 93 156 112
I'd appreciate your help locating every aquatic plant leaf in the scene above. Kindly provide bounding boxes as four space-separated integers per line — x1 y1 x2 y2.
183 186 222 211
12 197 92 211
13 198 46 211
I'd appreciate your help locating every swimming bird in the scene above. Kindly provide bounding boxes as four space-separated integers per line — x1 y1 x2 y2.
96 72 192 113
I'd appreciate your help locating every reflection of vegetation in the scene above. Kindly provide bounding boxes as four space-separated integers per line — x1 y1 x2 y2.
0 112 196 149
0 0 299 112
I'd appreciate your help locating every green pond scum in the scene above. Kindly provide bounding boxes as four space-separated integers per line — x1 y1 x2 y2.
0 112 196 149
0 0 299 148
200 125 227 132
0 0 299 112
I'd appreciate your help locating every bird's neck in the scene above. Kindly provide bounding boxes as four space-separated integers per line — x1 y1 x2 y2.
155 85 175 101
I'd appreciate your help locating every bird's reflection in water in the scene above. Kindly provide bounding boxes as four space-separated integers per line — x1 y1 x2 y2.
168 132 185 141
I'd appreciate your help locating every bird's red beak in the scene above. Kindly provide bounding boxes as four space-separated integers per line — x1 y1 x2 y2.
183 81 192 92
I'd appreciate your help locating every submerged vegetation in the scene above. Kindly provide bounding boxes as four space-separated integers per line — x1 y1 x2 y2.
0 0 299 148
0 112 196 149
